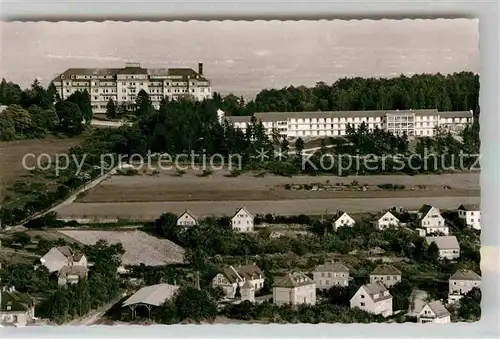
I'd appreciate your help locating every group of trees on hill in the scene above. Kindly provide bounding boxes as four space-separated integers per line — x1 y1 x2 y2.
0 78 93 140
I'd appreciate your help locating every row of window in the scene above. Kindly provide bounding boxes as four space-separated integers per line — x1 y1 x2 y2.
319 272 346 278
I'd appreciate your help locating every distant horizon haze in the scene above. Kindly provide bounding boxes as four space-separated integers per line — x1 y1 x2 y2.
1 19 479 99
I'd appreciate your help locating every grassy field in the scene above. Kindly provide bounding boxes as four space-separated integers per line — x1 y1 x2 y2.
58 229 185 266
76 169 480 203
0 137 83 198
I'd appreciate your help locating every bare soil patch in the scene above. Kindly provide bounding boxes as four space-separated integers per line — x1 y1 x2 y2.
77 169 479 203
58 229 185 266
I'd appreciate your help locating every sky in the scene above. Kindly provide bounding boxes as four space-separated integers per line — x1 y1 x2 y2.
0 19 479 98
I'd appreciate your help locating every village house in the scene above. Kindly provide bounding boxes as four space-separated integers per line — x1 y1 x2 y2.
418 204 449 235
457 204 481 230
0 287 35 327
273 272 316 306
176 210 198 228
57 265 89 286
369 264 402 288
417 300 451 324
350 281 393 317
312 261 350 290
240 280 256 303
376 211 400 230
425 236 460 260
231 207 254 233
39 246 87 273
333 211 355 229
448 269 481 304
211 264 264 299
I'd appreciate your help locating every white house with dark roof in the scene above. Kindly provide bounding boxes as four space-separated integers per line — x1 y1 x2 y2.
448 269 481 304
350 281 393 317
369 264 402 288
39 246 87 273
418 205 449 235
425 236 460 260
376 211 400 230
231 207 254 233
312 261 350 289
211 264 264 299
273 272 316 306
457 204 481 230
417 300 451 324
0 288 36 327
176 210 198 228
333 211 355 229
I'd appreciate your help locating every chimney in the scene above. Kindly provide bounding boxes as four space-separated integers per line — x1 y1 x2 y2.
198 63 203 76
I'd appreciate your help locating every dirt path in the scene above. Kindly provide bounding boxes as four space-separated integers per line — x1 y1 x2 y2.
65 294 123 326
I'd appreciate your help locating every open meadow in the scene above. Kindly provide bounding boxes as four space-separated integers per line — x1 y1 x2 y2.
0 137 83 197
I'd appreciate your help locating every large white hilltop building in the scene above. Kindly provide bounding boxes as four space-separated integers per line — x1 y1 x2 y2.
52 62 211 113
221 109 473 139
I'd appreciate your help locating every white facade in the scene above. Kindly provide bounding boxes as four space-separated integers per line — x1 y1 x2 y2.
176 211 198 227
334 213 355 229
376 211 400 230
449 270 481 296
39 247 87 273
273 273 316 306
223 109 473 140
231 207 254 233
457 205 481 230
53 63 212 114
417 301 451 324
425 236 460 260
312 261 350 290
350 283 393 317
419 205 449 235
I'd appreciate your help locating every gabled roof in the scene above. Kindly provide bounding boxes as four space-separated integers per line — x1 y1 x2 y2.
458 204 480 211
232 207 253 219
314 261 349 273
425 236 460 250
334 211 352 221
177 210 198 222
360 281 392 302
425 300 451 318
122 283 179 307
242 280 254 289
220 264 262 284
1 291 34 312
378 210 399 222
56 246 84 262
57 265 89 278
419 204 433 216
370 264 401 276
450 269 481 281
273 272 314 288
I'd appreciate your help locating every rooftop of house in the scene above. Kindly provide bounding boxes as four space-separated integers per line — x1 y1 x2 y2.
178 210 198 221
220 109 471 124
425 300 451 318
450 269 481 281
273 272 314 288
458 204 480 211
314 261 349 273
56 246 85 262
370 264 402 276
122 283 180 308
378 210 399 220
361 281 392 302
232 207 253 219
1 290 34 312
241 280 254 289
425 236 460 250
220 264 263 284
57 265 89 279
418 204 434 216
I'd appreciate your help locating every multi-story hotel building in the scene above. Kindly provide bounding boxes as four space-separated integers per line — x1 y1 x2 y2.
222 109 473 139
52 62 211 113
